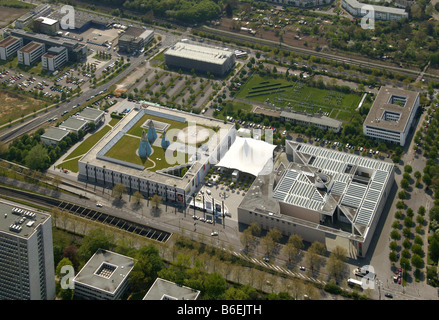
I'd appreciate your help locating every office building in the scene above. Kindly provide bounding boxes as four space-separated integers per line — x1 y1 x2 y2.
73 249 135 300
78 100 235 203
5 28 87 62
143 278 200 300
0 36 23 60
118 27 154 53
76 107 105 126
341 0 409 21
42 46 68 72
40 127 70 146
0 201 55 300
164 42 235 76
59 117 88 134
17 41 45 66
237 140 394 258
363 87 420 146
46 7 112 33
33 17 60 35
15 4 51 29
280 111 342 133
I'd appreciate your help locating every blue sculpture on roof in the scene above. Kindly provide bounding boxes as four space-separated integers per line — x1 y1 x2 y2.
161 130 170 149
146 120 157 142
138 129 152 158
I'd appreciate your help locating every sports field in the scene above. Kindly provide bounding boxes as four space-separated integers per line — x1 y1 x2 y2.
236 74 362 121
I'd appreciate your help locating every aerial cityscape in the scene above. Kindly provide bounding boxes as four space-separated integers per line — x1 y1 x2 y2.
0 0 438 305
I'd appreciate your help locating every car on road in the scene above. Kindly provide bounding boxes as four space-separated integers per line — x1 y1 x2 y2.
192 215 198 220
385 293 393 298
206 189 211 195
299 266 306 271
96 203 103 207
211 231 218 236
263 257 269 262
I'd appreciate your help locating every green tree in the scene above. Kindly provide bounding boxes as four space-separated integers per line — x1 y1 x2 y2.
25 144 50 171
240 228 254 251
411 254 424 269
112 183 126 200
133 191 144 205
204 272 227 300
129 244 164 293
267 228 282 243
389 251 398 263
56 257 73 277
327 246 347 278
77 229 113 263
401 179 410 190
151 194 162 209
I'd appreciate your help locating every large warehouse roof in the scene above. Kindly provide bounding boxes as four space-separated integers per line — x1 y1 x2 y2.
216 137 276 176
165 42 234 66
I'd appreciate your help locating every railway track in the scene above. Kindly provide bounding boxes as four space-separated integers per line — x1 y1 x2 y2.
0 184 171 243
198 26 438 80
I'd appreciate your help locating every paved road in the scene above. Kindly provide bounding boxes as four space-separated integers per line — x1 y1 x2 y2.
0 53 146 143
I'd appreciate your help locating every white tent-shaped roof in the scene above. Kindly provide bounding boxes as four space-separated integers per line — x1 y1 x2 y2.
216 137 276 177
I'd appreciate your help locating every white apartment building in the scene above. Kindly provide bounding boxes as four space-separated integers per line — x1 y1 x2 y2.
341 0 409 21
0 36 23 60
17 41 45 66
0 201 55 300
363 87 420 146
41 46 68 72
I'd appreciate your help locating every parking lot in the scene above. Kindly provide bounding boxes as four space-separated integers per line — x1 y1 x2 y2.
0 68 86 102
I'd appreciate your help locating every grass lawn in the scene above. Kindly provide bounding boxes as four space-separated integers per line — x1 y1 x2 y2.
109 118 120 127
0 89 46 127
215 101 253 121
104 134 189 171
1 56 44 75
236 74 362 121
63 125 112 161
57 157 79 173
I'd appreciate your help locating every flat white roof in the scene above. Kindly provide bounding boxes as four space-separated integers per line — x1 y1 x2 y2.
165 42 234 65
343 0 408 15
37 16 58 25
